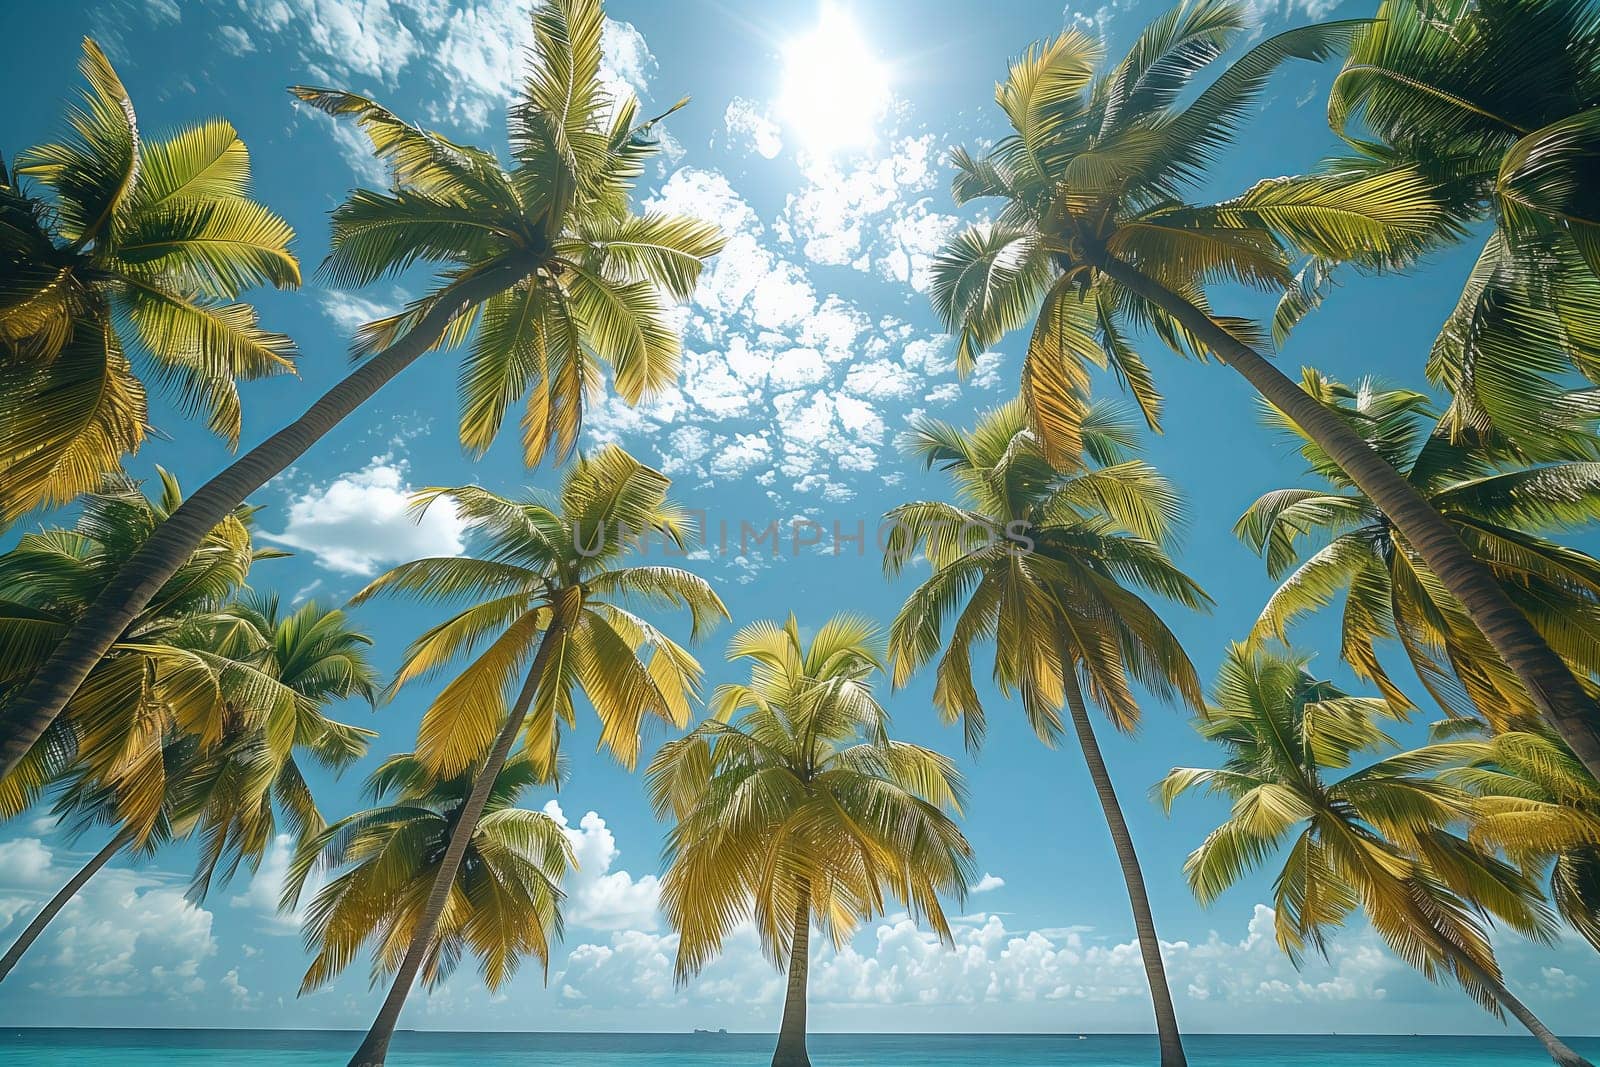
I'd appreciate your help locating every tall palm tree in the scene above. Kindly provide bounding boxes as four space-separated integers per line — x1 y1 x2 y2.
0 596 375 982
932 0 1600 779
1319 0 1600 456
0 39 299 523
648 615 975 1067
1161 645 1593 1067
0 469 288 840
340 445 726 1066
0 0 725 785
885 399 1208 1066
1432 722 1600 954
1237 372 1600 729
284 751 572 1000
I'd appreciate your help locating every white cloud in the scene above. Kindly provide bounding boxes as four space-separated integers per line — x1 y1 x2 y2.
215 25 255 55
0 838 55 888
724 97 783 159
0 840 217 998
317 290 401 335
231 834 319 935
299 107 389 188
543 802 661 932
264 455 467 575
970 873 1005 894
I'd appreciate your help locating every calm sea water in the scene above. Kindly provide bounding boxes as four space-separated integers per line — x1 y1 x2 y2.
7 1030 1600 1066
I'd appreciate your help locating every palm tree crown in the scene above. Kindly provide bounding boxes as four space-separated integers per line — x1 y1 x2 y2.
1324 0 1600 453
1237 371 1600 728
932 0 1433 467
296 0 724 466
352 445 727 779
286 751 572 993
0 39 299 522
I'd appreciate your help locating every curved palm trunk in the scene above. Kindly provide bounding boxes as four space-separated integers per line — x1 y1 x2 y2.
1451 940 1592 1066
771 883 813 1067
0 263 529 784
1062 669 1187 1067
347 621 564 1067
0 832 125 983
1092 253 1600 782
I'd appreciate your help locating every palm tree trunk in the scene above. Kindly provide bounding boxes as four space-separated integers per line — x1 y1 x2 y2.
771 883 813 1067
1061 667 1188 1067
0 262 529 784
346 620 564 1067
0 832 126 983
1451 944 1592 1067
1091 252 1600 781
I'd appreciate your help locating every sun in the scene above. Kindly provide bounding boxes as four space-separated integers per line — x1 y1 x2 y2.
778 4 891 154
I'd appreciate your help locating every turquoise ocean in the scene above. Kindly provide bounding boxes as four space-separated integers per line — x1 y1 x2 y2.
8 1030 1600 1065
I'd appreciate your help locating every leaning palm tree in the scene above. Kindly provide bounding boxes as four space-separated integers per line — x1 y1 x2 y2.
1161 645 1593 1067
885 399 1208 1066
285 751 572 1003
1237 372 1600 730
933 0 1600 779
0 597 374 982
0 469 287 841
0 39 299 522
1319 0 1600 456
1432 722 1600 954
0 0 725 785
178 594 379 900
648 615 975 1067
341 444 726 1066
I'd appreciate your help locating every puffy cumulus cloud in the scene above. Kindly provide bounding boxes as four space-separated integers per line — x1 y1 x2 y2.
0 838 55 888
550 904 1401 1014
263 455 467 575
238 1 654 131
970 873 1006 894
543 802 661 932
724 97 783 159
0 840 217 998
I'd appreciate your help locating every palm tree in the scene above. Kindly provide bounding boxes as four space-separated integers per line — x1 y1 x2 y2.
1320 0 1600 456
647 614 975 1067
1432 723 1600 954
885 399 1208 1066
1237 371 1600 729
0 39 299 523
178 594 379 900
0 469 286 840
0 0 725 786
0 595 375 982
1161 644 1593 1067
932 0 1600 780
340 444 726 1066
284 751 572 1001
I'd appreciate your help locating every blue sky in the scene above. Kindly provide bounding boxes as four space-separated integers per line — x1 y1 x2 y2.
2 0 1598 1039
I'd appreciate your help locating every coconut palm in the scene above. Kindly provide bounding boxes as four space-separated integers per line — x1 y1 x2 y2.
648 614 975 1067
0 597 375 982
284 751 572 1001
178 594 379 900
1432 722 1600 954
933 0 1600 780
884 399 1208 1066
340 445 725 1066
0 469 289 841
1318 0 1600 456
1161 645 1593 1067
0 0 725 786
1237 372 1600 730
0 39 299 523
